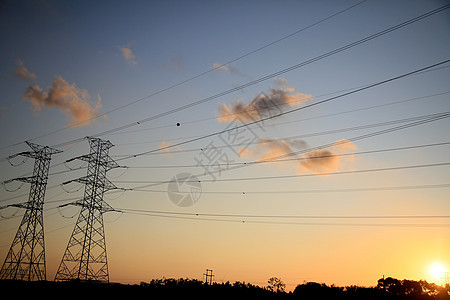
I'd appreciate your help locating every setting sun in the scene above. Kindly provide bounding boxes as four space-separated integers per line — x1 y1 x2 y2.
429 263 447 283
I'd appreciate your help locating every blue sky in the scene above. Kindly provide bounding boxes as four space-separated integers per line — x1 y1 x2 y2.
0 0 449 288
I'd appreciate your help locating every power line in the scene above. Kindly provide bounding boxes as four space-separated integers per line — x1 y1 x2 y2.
2 112 448 207
3 164 449 211
1 79 445 166
116 207 450 220
0 0 369 151
1 75 448 207
110 113 450 158
89 5 450 141
108 113 450 191
112 61 450 162
108 87 450 139
127 183 450 195
5 186 448 230
113 209 450 228
114 162 450 185
123 141 450 169
109 112 450 189
3 89 448 184
26 4 450 150
2 140 448 208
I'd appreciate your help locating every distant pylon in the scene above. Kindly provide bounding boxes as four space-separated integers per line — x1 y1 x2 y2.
0 142 61 281
54 137 119 282
204 269 214 285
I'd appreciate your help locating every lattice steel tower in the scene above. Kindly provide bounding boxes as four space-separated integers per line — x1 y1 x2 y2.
55 137 119 282
0 142 61 281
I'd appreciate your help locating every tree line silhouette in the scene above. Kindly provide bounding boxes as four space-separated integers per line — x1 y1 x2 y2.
1 276 449 299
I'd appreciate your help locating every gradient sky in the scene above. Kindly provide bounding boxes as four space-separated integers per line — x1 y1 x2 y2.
0 0 449 290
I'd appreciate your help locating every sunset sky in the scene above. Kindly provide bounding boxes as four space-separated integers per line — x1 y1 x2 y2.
0 0 449 290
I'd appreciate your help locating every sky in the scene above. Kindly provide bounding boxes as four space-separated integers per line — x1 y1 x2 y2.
0 0 449 290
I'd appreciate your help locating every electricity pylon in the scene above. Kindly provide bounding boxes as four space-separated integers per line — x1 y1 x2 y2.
204 269 214 285
0 142 61 281
55 137 119 282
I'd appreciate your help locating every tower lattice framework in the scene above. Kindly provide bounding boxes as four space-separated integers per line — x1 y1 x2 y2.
55 137 119 282
0 142 61 281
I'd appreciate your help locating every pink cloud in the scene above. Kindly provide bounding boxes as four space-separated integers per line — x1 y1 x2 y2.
14 60 37 82
22 76 102 127
120 46 138 65
217 86 312 123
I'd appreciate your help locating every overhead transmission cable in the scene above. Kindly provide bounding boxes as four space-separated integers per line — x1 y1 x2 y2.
2 140 448 208
24 3 448 151
114 208 450 220
108 86 450 138
4 203 449 230
1 111 449 206
2 142 449 207
115 162 450 185
77 5 450 146
120 141 450 169
125 183 450 195
0 0 369 151
111 113 450 157
112 113 450 190
4 87 447 182
111 209 450 228
112 60 450 163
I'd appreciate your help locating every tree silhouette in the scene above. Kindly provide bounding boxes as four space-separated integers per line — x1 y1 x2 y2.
1 275 449 298
267 277 286 293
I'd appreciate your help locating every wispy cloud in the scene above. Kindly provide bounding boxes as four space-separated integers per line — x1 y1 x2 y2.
160 54 185 73
213 62 230 72
22 76 103 127
273 77 290 87
14 60 37 82
217 80 312 123
120 46 138 65
159 141 183 158
241 138 357 175
212 62 242 75
253 138 308 165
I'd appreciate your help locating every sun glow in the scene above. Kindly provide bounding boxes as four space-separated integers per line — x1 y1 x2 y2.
429 262 447 283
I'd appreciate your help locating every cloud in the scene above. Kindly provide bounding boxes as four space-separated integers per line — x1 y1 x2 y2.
241 138 357 175
14 60 37 82
256 138 307 162
22 76 102 127
299 149 339 174
241 138 307 167
212 62 242 75
161 54 185 73
120 46 138 65
213 62 230 72
237 147 253 158
217 85 312 123
299 139 357 175
273 77 290 87
159 141 183 158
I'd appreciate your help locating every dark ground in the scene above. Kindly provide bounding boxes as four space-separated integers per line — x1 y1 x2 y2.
1 278 449 299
